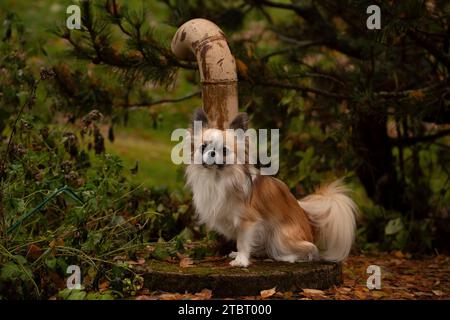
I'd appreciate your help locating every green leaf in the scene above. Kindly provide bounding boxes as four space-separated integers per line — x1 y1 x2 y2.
45 257 57 270
12 255 27 265
86 292 100 300
177 204 189 214
177 227 193 241
82 231 103 251
69 290 87 300
100 294 114 300
86 291 115 300
0 262 28 282
57 288 72 300
151 244 170 261
385 218 404 235
58 289 87 300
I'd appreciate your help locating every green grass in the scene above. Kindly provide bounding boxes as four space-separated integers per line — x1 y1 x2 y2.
103 110 186 189
102 79 201 188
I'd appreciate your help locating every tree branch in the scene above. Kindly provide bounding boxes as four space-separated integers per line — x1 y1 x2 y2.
373 83 445 98
260 40 323 61
252 81 446 101
255 0 315 17
391 129 450 146
253 81 350 99
122 91 201 109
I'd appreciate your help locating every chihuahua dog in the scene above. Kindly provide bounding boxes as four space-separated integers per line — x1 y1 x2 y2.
186 108 357 267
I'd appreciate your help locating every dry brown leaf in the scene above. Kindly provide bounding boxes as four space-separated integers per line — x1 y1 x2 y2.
398 292 415 299
27 244 42 260
432 290 444 296
393 250 405 259
302 289 325 295
195 289 213 300
49 238 64 256
354 290 367 299
409 90 425 101
179 256 194 268
336 294 351 300
371 291 389 299
414 292 433 297
159 293 183 300
136 295 157 300
260 287 276 299
99 281 110 292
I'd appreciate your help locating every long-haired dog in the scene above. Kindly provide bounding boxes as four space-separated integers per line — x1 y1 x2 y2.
186 108 357 267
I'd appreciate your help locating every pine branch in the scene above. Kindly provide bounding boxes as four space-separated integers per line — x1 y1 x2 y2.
408 30 450 70
256 0 366 59
109 0 133 37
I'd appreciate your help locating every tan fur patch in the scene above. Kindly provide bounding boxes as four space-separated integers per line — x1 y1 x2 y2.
245 176 314 243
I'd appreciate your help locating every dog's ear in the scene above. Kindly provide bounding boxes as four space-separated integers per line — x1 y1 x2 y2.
229 113 249 131
191 108 208 128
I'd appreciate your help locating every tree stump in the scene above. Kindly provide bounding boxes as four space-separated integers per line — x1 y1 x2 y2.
142 258 341 297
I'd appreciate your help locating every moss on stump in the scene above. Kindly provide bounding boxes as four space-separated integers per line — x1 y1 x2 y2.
143 258 342 297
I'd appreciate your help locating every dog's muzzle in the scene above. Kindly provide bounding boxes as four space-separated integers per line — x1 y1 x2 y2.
202 149 224 169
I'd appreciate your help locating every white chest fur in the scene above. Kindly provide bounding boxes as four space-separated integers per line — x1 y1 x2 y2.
186 165 250 239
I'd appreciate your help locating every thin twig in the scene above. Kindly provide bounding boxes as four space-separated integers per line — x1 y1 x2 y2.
260 40 323 61
253 81 350 99
373 84 444 98
122 91 201 109
391 129 450 146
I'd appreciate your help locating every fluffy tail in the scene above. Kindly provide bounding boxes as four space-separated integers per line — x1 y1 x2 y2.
298 180 357 262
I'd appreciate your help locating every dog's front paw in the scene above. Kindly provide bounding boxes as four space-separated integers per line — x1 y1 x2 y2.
229 254 250 267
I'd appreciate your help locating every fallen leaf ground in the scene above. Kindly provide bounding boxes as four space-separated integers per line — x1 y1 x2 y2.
134 252 450 300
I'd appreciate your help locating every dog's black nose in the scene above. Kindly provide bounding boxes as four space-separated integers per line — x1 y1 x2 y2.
210 150 216 157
